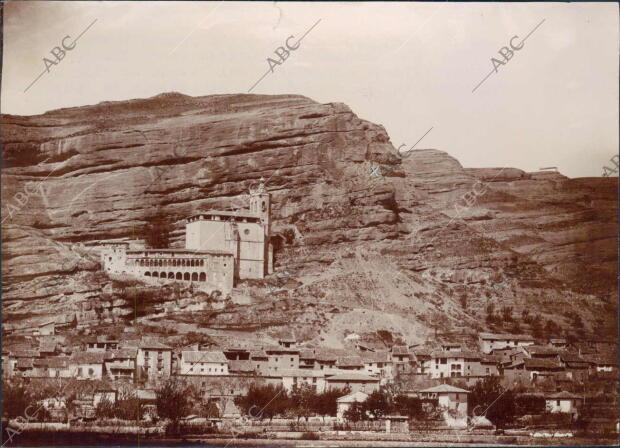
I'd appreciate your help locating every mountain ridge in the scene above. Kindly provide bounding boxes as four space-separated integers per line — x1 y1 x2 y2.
2 93 617 346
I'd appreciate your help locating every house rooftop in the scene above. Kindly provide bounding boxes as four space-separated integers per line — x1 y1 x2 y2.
182 351 227 363
337 391 369 403
479 333 534 341
546 391 583 400
419 384 470 394
325 372 379 382
70 352 106 364
228 360 254 372
391 345 410 356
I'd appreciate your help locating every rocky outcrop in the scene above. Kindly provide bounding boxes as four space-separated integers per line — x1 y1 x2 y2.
2 93 617 344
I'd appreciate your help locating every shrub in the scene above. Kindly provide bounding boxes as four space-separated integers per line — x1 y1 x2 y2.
300 431 320 440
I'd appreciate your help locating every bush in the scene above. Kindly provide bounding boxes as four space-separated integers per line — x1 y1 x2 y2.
300 431 320 440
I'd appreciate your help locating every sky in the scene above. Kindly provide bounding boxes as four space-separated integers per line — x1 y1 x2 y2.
1 1 618 178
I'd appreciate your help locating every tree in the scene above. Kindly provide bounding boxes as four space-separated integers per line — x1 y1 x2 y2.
469 377 516 429
459 294 468 309
501 306 513 323
234 383 288 421
155 378 190 431
362 389 390 420
393 394 424 419
312 389 340 420
531 315 543 339
2 380 31 419
343 402 365 422
521 309 530 323
142 208 174 249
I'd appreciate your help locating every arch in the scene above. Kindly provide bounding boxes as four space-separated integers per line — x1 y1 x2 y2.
199 272 206 282
181 260 186 267
145 272 151 277
168 272 174 279
183 272 190 281
191 272 198 281
152 271 159 278
176 272 182 280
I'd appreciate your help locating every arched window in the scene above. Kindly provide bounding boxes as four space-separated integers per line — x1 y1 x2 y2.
200 260 204 266
199 272 206 282
168 272 174 279
183 272 190 281
176 272 182 280
145 272 151 277
153 272 159 278
191 272 198 281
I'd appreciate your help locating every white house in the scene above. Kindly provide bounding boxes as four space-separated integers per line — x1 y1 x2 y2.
180 351 228 375
545 391 582 415
337 391 368 420
277 368 327 393
479 333 534 354
418 384 469 415
69 352 105 380
137 340 173 381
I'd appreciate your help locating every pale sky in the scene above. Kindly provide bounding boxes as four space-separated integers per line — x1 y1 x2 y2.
2 1 618 178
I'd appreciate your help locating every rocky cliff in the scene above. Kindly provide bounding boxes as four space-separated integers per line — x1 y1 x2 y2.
2 93 617 346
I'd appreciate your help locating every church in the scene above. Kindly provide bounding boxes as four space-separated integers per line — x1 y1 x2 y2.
101 179 273 294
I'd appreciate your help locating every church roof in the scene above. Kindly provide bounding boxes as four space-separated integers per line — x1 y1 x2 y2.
126 248 233 256
187 210 260 220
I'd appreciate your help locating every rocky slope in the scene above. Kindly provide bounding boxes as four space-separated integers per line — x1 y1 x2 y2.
2 93 617 346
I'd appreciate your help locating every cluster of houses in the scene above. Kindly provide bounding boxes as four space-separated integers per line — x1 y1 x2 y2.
3 331 617 423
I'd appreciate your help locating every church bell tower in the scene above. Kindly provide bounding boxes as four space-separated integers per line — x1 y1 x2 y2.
249 177 271 237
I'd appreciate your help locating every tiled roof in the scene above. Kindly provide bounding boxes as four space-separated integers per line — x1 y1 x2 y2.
431 350 482 359
228 360 254 372
249 350 268 359
105 348 137 360
479 332 534 341
521 358 562 370
139 340 172 350
277 369 326 378
16 358 35 369
392 345 410 356
419 384 470 394
37 357 70 368
362 351 391 363
524 345 560 356
559 353 587 363
546 391 582 400
337 391 369 403
182 351 227 363
11 350 40 358
325 372 379 382
337 356 365 367
299 349 316 360
70 352 106 364
39 341 57 353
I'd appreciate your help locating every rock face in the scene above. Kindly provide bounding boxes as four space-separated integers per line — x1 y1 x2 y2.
2 93 617 344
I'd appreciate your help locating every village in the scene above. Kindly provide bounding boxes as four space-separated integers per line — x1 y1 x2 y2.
2 178 619 445
2 322 618 444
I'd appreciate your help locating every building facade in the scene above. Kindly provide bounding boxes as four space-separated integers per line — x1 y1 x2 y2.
101 180 273 293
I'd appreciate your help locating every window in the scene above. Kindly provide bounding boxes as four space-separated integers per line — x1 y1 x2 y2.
556 400 560 406
291 357 294 362
88 368 94 376
440 358 447 364
77 367 83 376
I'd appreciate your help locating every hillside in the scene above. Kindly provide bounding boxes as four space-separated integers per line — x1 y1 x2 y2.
1 92 617 347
